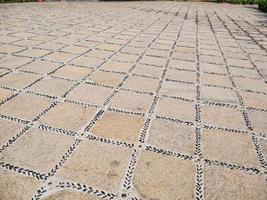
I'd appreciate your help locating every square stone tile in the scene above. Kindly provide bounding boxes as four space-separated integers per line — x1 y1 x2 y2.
44 52 77 63
89 71 125 87
97 43 122 52
0 87 13 103
132 64 163 78
0 170 40 200
92 111 144 143
67 83 113 105
241 91 267 110
156 97 195 121
29 77 73 97
172 52 196 61
200 63 227 74
57 140 131 192
202 105 246 130
227 58 253 68
133 151 195 200
0 93 53 120
202 129 260 168
1 128 74 174
140 55 167 67
234 77 267 93
43 190 101 200
85 49 114 59
204 165 267 200
109 90 153 113
123 76 159 93
0 72 41 89
0 44 26 54
20 60 61 74
145 49 169 57
201 73 232 88
60 45 88 55
40 102 97 131
70 56 104 68
36 41 66 51
169 59 197 71
52 64 93 80
0 118 24 145
229 67 260 79
112 53 140 63
100 60 133 73
248 110 267 133
165 69 196 83
160 81 196 100
148 118 195 155
200 85 239 104
16 48 51 58
0 55 32 69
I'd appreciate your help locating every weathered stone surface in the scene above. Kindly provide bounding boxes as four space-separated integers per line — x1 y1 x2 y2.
43 190 102 200
0 118 24 145
133 151 195 200
57 140 131 192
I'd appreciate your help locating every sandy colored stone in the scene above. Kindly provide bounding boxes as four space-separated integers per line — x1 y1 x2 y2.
140 55 167 67
97 43 122 52
17 48 51 58
132 64 163 78
67 83 113 105
0 118 24 145
0 55 31 69
0 93 53 121
29 77 73 97
169 59 196 71
160 81 196 100
70 56 104 68
44 52 77 63
85 49 114 59
1 128 74 173
37 41 66 51
165 69 196 83
200 86 239 104
133 151 195 200
21 60 61 74
202 104 246 130
0 44 26 54
52 64 93 80
0 72 41 89
259 139 267 160
156 97 195 121
61 45 88 55
241 91 267 110
172 52 196 61
234 77 267 93
227 58 253 68
229 67 260 79
43 190 102 200
41 102 96 131
100 60 133 73
204 165 267 200
202 129 260 168
145 49 169 57
89 70 125 87
92 111 144 143
123 76 159 93
109 90 153 113
148 118 195 155
248 110 267 133
0 87 13 103
201 73 232 87
112 52 140 63
57 140 131 192
200 62 227 74
0 169 40 200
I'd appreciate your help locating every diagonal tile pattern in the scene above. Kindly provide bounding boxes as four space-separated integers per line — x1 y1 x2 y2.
0 2 267 200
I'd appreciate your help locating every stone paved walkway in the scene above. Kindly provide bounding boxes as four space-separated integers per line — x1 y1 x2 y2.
0 2 267 200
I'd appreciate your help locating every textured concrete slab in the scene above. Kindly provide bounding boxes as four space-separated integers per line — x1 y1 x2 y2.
0 1 267 200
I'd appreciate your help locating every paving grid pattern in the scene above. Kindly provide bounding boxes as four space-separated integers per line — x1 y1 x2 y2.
0 1 267 200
